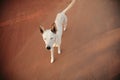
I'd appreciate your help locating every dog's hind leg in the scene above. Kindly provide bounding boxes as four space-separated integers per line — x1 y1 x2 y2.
50 48 54 63
63 15 67 31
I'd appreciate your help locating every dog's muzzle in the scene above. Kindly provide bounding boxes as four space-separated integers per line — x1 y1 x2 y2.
46 46 51 50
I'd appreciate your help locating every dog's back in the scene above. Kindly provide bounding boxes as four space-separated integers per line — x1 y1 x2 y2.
55 12 66 35
55 0 76 35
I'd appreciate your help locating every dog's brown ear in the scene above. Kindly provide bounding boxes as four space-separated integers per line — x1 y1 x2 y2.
39 25 44 34
51 23 57 34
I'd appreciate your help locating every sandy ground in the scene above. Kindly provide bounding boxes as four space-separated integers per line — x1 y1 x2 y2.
0 0 120 80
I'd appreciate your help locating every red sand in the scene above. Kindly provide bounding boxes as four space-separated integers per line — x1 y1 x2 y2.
0 0 120 80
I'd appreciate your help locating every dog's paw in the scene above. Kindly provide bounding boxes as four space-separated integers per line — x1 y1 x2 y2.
51 59 54 63
64 28 67 31
58 50 61 54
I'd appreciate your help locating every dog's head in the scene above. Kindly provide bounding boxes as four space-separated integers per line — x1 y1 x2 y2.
39 23 57 50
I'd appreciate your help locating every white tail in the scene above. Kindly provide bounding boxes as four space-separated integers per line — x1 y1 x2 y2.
62 0 76 13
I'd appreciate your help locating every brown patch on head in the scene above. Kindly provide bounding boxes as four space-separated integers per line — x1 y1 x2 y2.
51 23 57 34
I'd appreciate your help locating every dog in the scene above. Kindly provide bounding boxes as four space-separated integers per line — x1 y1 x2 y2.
39 0 76 63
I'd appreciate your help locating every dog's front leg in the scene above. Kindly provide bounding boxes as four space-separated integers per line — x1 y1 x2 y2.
50 48 54 63
58 45 61 54
58 38 61 54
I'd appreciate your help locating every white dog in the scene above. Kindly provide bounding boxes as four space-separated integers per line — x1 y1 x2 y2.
40 0 75 63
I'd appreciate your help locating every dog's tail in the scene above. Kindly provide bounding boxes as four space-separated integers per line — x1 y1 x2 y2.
62 0 76 13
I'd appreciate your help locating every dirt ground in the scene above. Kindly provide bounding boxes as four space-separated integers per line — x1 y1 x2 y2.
0 0 120 80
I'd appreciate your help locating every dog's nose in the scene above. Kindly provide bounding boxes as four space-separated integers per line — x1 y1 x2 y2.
46 46 51 50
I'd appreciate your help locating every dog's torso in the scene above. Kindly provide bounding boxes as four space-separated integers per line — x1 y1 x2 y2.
53 12 67 47
55 12 67 35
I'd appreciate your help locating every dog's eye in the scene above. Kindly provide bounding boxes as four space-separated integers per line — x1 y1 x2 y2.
50 37 53 40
